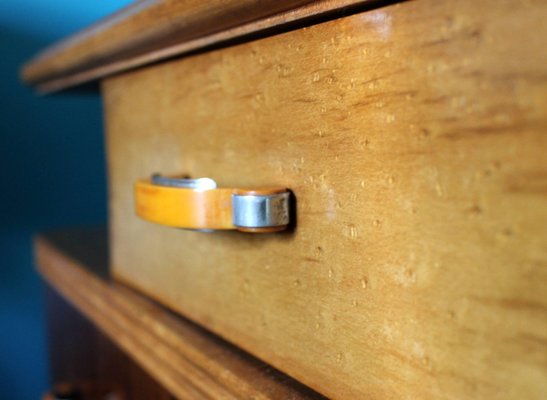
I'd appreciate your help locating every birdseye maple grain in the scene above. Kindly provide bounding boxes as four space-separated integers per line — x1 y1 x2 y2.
103 0 547 398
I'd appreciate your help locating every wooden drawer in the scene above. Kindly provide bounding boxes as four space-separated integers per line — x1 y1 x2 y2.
103 0 547 398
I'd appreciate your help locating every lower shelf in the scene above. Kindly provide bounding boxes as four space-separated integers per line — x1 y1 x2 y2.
35 227 324 400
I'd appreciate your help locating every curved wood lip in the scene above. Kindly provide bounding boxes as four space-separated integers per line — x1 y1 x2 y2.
20 0 380 94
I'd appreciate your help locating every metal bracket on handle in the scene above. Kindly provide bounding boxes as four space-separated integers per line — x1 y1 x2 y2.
151 174 217 190
232 191 290 231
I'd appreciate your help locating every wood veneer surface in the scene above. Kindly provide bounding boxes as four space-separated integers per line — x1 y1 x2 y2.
104 0 547 398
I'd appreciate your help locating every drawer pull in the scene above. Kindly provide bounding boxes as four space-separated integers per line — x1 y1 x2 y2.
134 175 291 233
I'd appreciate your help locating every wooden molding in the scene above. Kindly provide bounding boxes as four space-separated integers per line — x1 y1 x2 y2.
35 228 324 399
21 0 378 93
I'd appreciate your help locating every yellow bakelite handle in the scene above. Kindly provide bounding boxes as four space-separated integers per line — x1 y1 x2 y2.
134 179 289 232
135 179 234 230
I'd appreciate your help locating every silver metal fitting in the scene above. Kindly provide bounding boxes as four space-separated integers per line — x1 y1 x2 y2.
232 192 290 229
151 174 217 190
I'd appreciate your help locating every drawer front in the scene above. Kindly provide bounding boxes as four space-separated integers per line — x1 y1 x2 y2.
103 0 547 398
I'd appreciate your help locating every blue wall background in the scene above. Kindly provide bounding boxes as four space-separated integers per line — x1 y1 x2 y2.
0 1 132 398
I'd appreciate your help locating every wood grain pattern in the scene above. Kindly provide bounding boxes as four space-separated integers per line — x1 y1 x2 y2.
104 0 547 398
21 0 378 93
35 228 324 400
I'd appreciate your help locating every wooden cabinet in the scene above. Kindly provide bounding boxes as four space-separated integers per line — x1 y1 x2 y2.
25 1 547 399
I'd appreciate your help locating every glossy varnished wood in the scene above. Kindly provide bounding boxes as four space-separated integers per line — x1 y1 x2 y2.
21 0 378 93
35 228 324 400
104 0 547 398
